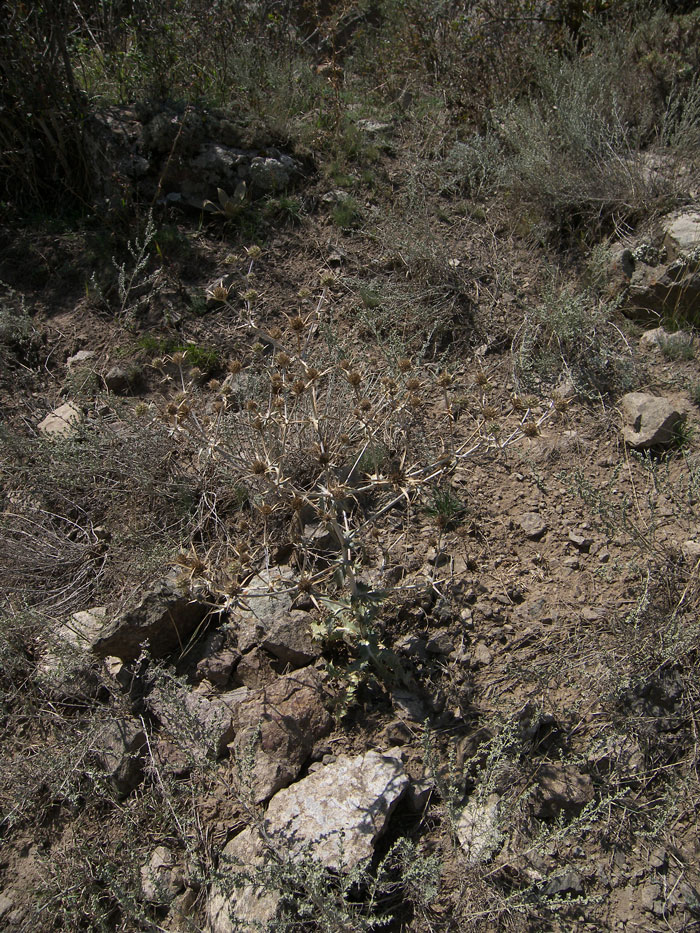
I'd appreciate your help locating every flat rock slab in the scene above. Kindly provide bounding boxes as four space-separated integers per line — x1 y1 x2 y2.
37 402 81 437
91 581 211 661
456 793 502 866
234 570 294 653
209 748 409 932
621 393 686 449
664 211 700 260
264 747 409 870
231 666 332 801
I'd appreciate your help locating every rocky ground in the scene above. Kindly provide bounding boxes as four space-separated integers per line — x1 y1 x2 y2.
2 35 700 933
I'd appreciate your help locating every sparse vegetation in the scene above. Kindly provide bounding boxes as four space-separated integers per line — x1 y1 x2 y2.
2 2 700 931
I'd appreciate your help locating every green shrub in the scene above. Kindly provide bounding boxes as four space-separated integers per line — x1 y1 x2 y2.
332 197 363 230
514 286 636 398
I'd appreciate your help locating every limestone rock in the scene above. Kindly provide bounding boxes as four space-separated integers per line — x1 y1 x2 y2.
356 119 393 134
192 143 247 185
37 607 107 696
231 667 332 801
91 581 211 661
147 682 242 762
248 155 296 192
234 570 295 653
140 846 185 905
626 238 700 322
456 793 502 866
640 326 693 352
663 210 700 261
93 715 146 795
37 402 81 438
209 747 409 930
620 393 686 449
261 614 320 667
207 828 281 933
67 349 96 367
264 747 409 870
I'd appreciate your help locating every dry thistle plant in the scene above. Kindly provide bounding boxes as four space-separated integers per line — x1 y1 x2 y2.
152 252 554 707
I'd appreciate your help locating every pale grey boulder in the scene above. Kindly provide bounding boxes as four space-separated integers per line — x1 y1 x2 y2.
620 393 687 449
208 747 409 932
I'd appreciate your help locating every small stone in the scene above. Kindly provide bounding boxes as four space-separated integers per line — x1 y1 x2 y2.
518 512 548 540
569 531 593 552
261 614 321 667
640 882 662 913
233 646 277 688
356 119 393 134
392 689 428 722
532 763 594 820
0 892 14 920
104 364 142 395
473 642 492 666
544 870 584 897
67 349 96 367
93 715 147 795
682 540 700 561
427 546 450 567
37 607 107 696
208 829 281 933
196 648 239 687
649 849 667 870
394 634 427 659
425 630 454 655
378 718 413 746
